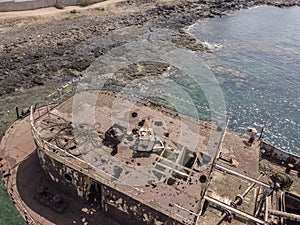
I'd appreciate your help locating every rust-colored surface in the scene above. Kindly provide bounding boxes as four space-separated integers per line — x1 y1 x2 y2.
1 92 300 225
32 91 224 224
0 110 119 225
201 131 261 225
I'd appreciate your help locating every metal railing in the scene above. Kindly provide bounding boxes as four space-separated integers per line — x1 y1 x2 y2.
29 95 228 225
0 79 79 225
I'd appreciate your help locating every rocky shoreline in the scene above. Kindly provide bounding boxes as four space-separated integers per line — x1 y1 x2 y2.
0 0 299 97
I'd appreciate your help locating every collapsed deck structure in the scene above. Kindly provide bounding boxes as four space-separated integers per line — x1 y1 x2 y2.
27 90 300 225
30 90 226 225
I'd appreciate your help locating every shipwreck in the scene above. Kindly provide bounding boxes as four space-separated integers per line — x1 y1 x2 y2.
8 89 295 225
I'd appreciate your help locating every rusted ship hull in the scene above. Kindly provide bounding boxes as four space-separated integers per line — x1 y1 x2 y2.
259 140 300 225
29 91 227 225
28 89 300 225
260 141 300 172
36 148 183 225
1 90 299 225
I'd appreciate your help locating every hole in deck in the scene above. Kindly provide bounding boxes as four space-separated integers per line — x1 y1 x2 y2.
199 175 207 183
131 112 138 118
64 173 72 182
154 121 163 126
138 120 145 127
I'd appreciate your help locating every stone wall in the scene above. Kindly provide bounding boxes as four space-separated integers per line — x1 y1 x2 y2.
0 0 104 12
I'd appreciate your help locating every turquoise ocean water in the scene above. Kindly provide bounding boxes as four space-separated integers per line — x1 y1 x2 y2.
189 6 300 154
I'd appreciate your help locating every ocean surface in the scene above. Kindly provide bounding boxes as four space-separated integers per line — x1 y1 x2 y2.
0 179 26 225
188 6 300 154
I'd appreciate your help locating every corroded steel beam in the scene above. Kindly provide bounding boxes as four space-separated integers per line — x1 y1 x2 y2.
268 209 300 222
214 164 270 189
204 195 267 225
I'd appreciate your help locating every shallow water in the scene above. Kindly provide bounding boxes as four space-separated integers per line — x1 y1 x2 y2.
0 180 26 225
189 6 300 154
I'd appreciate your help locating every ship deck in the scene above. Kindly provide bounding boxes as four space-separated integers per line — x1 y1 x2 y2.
31 90 225 224
1 92 299 225
0 107 266 225
0 111 118 225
